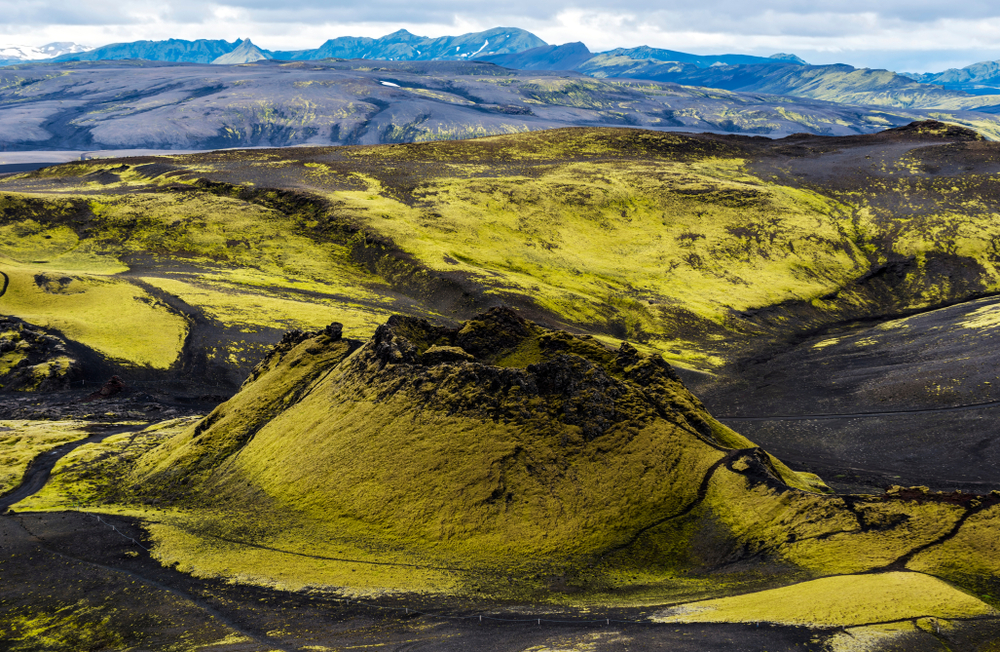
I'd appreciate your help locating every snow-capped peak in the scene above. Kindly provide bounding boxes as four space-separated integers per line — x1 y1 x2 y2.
0 42 91 61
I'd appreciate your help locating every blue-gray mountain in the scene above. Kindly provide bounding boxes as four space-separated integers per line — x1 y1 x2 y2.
478 44 808 71
48 28 545 66
51 38 240 64
273 27 544 62
16 26 1000 118
906 61 1000 96
483 45 1000 112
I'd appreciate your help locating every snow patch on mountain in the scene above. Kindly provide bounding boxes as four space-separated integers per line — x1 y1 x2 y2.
0 42 90 62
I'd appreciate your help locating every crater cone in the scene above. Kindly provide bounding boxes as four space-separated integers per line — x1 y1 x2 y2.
132 308 824 578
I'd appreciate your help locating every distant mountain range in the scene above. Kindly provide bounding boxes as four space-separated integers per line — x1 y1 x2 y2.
3 58 1000 154
273 27 545 61
49 38 242 64
7 28 1000 122
905 62 1000 96
44 28 546 65
481 43 1000 112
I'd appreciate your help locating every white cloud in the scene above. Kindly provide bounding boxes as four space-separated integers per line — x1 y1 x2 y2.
1 1 1000 71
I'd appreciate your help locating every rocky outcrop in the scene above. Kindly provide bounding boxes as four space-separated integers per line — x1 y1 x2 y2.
356 308 700 442
0 317 81 391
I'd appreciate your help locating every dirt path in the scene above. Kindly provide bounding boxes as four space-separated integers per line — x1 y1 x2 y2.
0 424 140 513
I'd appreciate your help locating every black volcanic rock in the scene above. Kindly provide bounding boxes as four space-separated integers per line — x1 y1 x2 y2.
0 316 81 391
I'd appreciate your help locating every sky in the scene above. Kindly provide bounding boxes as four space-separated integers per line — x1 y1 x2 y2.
2 0 1000 72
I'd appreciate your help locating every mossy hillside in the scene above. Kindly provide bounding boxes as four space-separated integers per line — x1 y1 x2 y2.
125 310 833 592
137 328 358 480
318 154 864 368
908 500 1000 602
135 310 736 562
0 180 421 377
83 192 369 288
137 276 392 372
19 436 1000 614
19 311 1000 612
120 311 996 607
0 264 187 369
208 126 1000 368
330 126 1000 346
652 572 997 627
697 459 970 575
0 317 81 391
0 219 126 275
13 422 509 596
6 126 1000 380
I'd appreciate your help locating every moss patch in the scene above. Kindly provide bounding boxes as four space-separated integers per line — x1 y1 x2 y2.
652 572 996 627
0 265 187 368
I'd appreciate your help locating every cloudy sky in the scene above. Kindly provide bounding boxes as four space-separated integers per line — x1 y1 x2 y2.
2 0 999 72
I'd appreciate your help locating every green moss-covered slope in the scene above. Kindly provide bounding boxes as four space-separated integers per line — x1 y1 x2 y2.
31 309 965 610
4 122 1000 388
135 308 820 562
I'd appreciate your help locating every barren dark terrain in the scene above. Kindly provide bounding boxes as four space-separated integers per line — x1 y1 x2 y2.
2 59 1000 152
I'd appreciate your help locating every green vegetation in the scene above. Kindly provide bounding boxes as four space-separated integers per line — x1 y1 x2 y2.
908 501 1000 598
6 124 1000 629
16 418 197 512
652 572 996 626
131 314 735 569
0 265 187 368
2 125 1000 380
15 308 1000 629
0 420 93 494
15 312 811 599
3 601 130 651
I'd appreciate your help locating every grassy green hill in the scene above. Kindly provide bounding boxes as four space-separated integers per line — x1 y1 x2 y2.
3 121 1000 392
17 309 1000 632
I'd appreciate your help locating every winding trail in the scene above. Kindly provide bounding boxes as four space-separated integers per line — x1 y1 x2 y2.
188 528 471 573
599 448 754 561
0 424 140 513
0 270 8 298
0 423 294 650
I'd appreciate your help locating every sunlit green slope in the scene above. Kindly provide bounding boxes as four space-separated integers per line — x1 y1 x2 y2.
23 308 1000 617
2 122 1000 386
